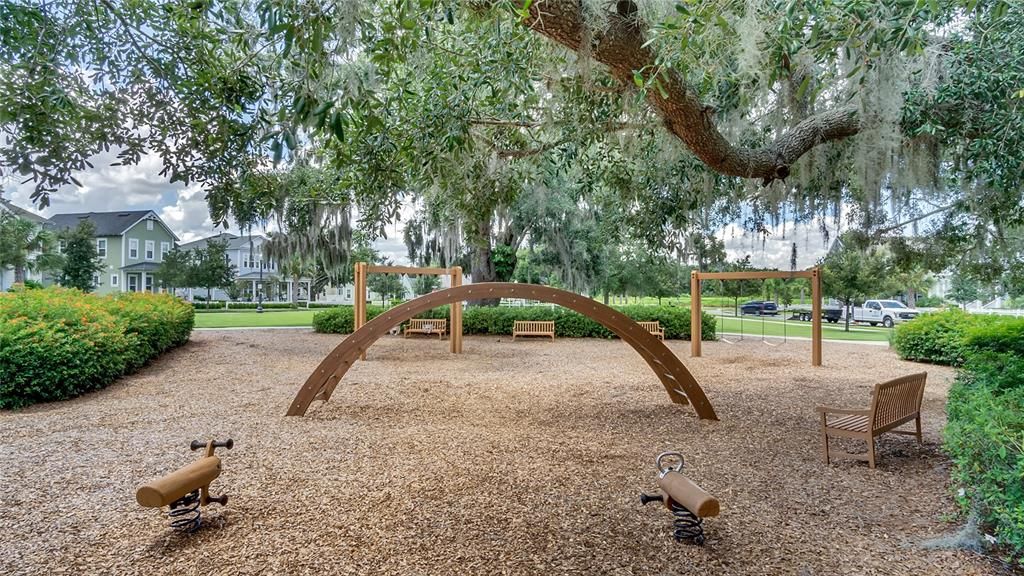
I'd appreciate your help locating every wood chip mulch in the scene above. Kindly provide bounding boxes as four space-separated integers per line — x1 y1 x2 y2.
0 331 1011 575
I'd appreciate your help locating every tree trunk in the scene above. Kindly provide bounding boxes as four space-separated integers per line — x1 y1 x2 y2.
844 301 852 332
468 217 501 306
14 265 25 284
906 288 917 308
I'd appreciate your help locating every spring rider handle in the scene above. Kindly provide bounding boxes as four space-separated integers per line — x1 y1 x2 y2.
640 451 719 545
136 438 234 532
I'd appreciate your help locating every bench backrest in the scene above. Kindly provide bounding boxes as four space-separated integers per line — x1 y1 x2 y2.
409 318 446 330
638 321 662 332
514 320 555 332
871 372 927 430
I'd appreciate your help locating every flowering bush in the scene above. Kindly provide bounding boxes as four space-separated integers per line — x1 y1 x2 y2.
0 287 194 408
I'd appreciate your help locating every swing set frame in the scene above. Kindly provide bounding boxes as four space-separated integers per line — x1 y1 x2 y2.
690 268 823 367
353 262 464 358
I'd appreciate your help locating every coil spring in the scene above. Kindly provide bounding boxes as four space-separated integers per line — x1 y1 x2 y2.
670 501 705 545
168 490 201 533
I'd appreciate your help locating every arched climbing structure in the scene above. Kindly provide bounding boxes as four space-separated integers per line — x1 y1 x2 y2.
287 283 717 420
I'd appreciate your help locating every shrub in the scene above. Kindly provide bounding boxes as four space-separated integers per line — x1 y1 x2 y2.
891 309 985 365
313 304 716 340
913 295 946 308
892 310 1023 366
945 352 1024 565
0 287 193 409
964 318 1024 357
191 300 226 310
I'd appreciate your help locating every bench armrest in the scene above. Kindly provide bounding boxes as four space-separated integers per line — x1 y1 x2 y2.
816 406 870 416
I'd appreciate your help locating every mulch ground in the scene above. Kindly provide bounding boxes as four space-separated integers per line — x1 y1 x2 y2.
0 331 1011 575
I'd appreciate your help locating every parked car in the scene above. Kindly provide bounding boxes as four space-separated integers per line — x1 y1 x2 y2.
740 300 778 315
848 299 920 328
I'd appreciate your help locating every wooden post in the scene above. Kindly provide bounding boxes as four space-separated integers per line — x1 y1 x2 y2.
449 266 463 353
356 262 367 360
691 270 702 358
811 266 822 367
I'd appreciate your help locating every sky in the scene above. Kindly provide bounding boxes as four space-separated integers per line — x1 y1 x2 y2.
1 152 835 269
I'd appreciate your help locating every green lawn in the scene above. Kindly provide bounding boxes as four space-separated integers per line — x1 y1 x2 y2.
714 315 892 342
194 309 316 328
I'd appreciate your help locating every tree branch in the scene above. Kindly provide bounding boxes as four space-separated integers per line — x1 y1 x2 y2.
522 0 861 183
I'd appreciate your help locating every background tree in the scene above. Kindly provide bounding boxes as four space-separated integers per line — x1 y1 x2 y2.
367 268 407 307
412 274 441 297
821 235 892 331
57 221 103 292
949 273 982 310
153 248 191 294
3 1 1022 290
0 211 61 290
189 239 236 302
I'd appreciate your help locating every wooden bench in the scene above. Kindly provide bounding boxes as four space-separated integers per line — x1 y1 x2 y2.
512 320 555 341
404 318 447 339
817 372 927 468
639 321 665 340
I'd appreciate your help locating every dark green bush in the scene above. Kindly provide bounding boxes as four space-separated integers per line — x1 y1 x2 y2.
313 304 716 340
891 309 985 365
892 310 1023 366
964 318 1024 357
0 287 194 409
190 300 226 309
945 351 1024 565
913 295 946 308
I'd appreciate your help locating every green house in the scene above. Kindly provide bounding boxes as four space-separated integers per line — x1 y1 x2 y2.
49 210 178 294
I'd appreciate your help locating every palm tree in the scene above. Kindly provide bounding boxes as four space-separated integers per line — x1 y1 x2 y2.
0 212 62 290
893 267 935 308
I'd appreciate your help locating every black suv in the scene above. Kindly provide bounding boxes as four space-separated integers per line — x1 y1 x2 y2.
739 300 779 315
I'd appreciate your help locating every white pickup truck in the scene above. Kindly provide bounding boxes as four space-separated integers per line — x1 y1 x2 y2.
848 299 920 328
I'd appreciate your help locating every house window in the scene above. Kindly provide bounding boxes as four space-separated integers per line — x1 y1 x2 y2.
96 238 107 258
160 242 170 259
128 275 138 292
93 274 101 287
146 220 154 231
145 240 154 260
59 240 66 253
145 275 153 292
111 275 119 287
129 238 138 259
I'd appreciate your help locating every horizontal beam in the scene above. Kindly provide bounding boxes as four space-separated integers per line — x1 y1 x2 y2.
695 270 814 281
364 265 452 276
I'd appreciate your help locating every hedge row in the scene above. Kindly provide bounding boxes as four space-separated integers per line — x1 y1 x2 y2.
312 304 717 340
896 310 1024 563
946 349 1024 565
890 309 1017 366
0 287 194 409
192 301 344 310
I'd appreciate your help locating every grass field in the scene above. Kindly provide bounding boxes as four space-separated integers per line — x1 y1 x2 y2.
194 307 892 341
194 309 316 328
714 314 891 342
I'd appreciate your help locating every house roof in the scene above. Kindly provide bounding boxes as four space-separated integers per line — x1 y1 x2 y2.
0 198 52 226
121 262 163 272
178 232 268 252
48 210 178 239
